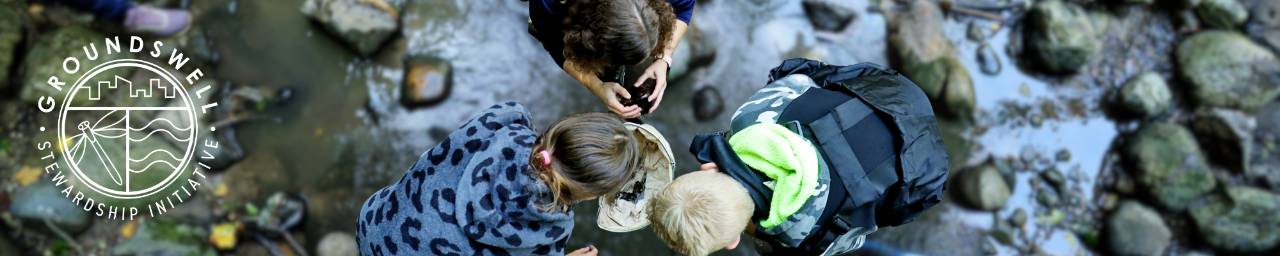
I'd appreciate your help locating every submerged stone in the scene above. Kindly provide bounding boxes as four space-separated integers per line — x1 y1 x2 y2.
301 0 399 56
1115 72 1172 118
1123 123 1216 211
9 182 92 234
1024 0 1098 73
976 43 1001 75
1189 186 1280 253
953 161 1011 211
1245 0 1279 51
1106 201 1171 256
401 56 452 109
112 219 211 255
1196 0 1248 29
802 0 857 32
693 86 723 121
1176 31 1280 110
1191 108 1255 173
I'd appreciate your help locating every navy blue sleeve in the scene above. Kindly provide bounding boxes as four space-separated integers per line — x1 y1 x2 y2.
666 0 695 23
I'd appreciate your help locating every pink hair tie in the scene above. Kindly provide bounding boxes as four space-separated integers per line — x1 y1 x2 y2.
540 150 553 166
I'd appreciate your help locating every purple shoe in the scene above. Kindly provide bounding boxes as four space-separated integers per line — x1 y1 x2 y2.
124 5 191 37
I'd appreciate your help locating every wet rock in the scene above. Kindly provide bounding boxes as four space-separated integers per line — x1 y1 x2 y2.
1123 123 1217 211
1035 186 1060 207
669 23 715 81
888 0 974 119
401 56 452 108
1189 186 1280 253
940 57 975 119
870 209 998 256
19 27 133 102
953 162 1011 211
1041 168 1066 189
9 182 91 234
1244 0 1279 51
693 86 723 121
1176 31 1280 110
802 0 857 32
1196 0 1248 29
318 232 358 256
1105 201 1171 256
975 44 1001 75
1055 148 1071 162
0 1 21 89
1024 0 1099 73
301 0 399 56
1191 108 1255 172
1115 72 1172 118
966 22 986 42
113 219 211 255
1009 208 1028 227
990 216 1015 245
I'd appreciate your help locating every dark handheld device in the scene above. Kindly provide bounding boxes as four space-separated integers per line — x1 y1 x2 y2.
601 66 655 114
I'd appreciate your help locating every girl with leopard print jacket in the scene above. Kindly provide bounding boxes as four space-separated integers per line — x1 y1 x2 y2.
357 102 648 255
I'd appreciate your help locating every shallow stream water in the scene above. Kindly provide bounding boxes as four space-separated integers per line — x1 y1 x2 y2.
181 0 1192 254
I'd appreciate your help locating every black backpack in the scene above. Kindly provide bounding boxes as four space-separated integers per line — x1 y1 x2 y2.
690 59 949 253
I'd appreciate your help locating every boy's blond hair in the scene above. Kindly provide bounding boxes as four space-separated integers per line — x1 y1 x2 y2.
648 171 754 256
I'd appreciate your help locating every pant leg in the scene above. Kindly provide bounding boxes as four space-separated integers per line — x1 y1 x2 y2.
57 0 134 21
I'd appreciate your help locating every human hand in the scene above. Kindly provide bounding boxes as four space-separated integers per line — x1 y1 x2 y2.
593 82 641 119
567 245 598 256
633 60 669 114
699 162 718 172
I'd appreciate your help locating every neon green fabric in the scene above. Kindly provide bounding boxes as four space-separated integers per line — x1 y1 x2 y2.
728 123 820 229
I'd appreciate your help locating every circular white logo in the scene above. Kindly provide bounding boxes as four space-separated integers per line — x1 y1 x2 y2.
32 36 219 220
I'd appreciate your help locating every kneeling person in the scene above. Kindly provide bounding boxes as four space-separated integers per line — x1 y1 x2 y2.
648 59 951 255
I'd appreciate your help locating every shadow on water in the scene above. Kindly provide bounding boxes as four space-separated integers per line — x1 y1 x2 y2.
188 0 1189 254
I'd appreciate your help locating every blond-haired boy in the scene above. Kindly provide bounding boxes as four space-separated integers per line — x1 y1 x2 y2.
649 60 949 255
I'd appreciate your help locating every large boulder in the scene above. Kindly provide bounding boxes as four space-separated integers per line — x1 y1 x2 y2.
1105 201 1172 256
1115 72 1172 118
301 0 399 56
0 1 21 90
19 27 132 102
1190 108 1255 172
1176 31 1280 110
1189 186 1280 253
1196 0 1248 29
952 161 1011 211
1123 123 1217 211
888 0 974 119
1024 0 1099 73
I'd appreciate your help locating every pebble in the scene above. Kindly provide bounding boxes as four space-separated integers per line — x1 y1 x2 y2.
976 43 1001 75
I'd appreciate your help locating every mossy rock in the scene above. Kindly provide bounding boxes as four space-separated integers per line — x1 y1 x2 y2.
1176 31 1279 110
1123 123 1217 211
20 27 133 102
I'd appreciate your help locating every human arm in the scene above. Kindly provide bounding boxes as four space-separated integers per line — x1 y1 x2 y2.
565 59 642 118
632 20 689 114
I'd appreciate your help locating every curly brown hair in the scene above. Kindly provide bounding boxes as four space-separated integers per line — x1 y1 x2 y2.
562 0 676 75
